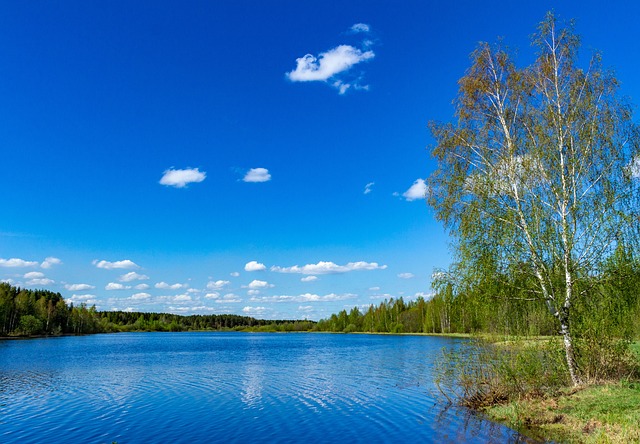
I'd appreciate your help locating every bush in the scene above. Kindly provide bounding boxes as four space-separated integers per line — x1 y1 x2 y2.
435 338 569 408
19 315 43 336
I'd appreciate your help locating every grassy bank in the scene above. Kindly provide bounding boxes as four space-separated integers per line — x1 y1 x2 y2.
484 382 640 443
477 341 640 443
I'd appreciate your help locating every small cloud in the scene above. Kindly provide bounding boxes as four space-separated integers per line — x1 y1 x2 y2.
131 292 151 300
26 278 55 286
242 306 269 316
350 23 370 33
0 258 39 268
173 294 192 302
287 45 374 84
134 283 150 290
205 292 220 299
243 168 271 183
159 167 206 188
106 282 131 290
301 276 318 282
119 272 150 282
247 289 260 296
402 179 427 202
230 271 240 277
93 259 139 270
41 257 62 269
246 280 274 289
155 282 187 290
369 286 380 291
65 283 95 291
364 182 374 195
24 271 44 279
398 273 415 279
215 293 242 303
207 280 231 290
244 261 266 272
69 294 98 304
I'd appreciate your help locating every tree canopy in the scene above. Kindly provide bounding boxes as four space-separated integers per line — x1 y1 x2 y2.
428 12 640 385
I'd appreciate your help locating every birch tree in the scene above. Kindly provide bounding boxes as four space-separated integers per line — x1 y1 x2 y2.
428 13 640 386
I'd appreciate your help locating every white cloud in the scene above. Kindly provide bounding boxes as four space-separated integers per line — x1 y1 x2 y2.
364 182 374 194
119 272 149 282
134 283 150 290
271 260 386 275
250 293 356 303
205 292 220 299
242 306 269 316
243 168 271 183
230 271 240 277
173 294 192 302
402 178 428 201
350 23 370 33
398 272 415 279
246 280 273 289
244 261 266 272
159 167 206 188
0 258 38 267
93 259 139 270
215 293 242 303
26 278 55 286
131 292 151 300
287 45 374 85
24 271 44 279
207 280 231 290
40 257 62 269
369 286 380 291
247 289 260 296
105 283 131 290
65 283 95 291
69 294 98 304
155 282 187 290
301 276 318 282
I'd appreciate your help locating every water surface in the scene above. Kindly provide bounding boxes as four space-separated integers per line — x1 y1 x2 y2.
1 332 533 443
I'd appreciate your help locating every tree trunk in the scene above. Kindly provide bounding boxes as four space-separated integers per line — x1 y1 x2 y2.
560 315 581 386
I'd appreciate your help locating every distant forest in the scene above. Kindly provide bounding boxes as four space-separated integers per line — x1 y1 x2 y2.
3 250 639 338
0 282 314 337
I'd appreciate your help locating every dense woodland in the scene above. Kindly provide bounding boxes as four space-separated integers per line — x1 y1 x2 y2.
317 246 640 340
5 252 638 340
0 282 314 337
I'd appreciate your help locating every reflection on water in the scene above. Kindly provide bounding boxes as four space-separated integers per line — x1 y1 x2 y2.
0 333 542 443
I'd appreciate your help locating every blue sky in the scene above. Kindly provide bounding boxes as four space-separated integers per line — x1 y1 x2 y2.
1 0 639 320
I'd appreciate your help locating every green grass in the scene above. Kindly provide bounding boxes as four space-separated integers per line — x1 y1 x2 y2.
631 341 640 357
485 383 640 443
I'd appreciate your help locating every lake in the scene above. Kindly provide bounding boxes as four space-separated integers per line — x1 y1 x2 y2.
0 332 535 443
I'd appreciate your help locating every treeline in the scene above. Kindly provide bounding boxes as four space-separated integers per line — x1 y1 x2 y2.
316 248 640 339
0 282 315 337
99 311 315 333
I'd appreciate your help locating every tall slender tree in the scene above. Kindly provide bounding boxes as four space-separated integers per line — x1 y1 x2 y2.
428 12 640 385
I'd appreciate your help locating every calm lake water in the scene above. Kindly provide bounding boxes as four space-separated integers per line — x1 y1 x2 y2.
1 332 535 443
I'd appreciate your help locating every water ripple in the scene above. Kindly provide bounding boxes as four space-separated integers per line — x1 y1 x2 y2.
0 333 539 443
